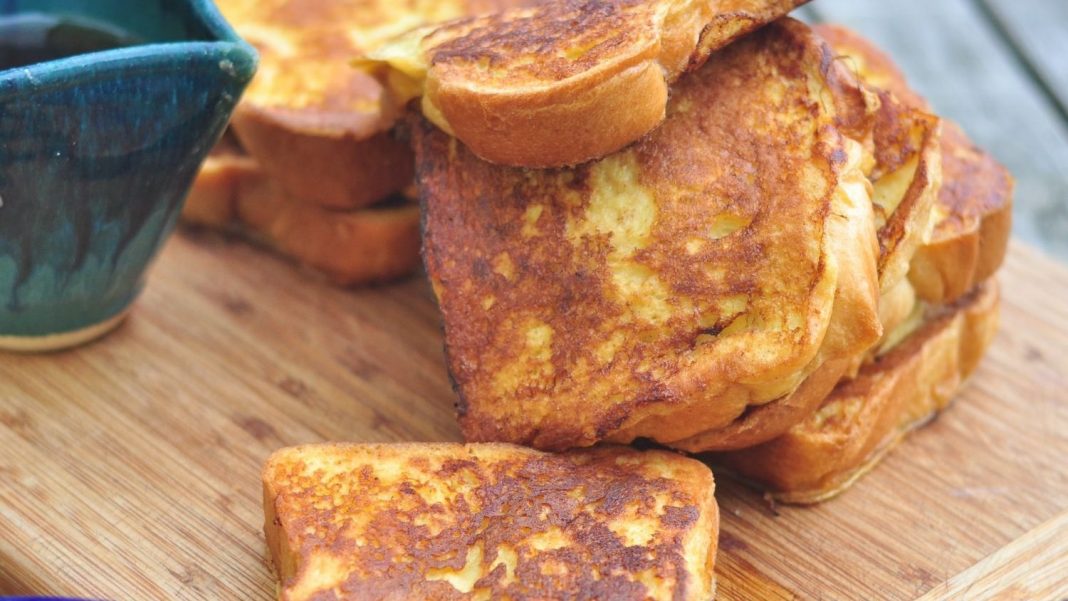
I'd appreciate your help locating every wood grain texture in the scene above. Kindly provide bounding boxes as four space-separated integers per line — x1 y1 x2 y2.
917 510 1068 601
0 233 1066 600
807 0 1068 261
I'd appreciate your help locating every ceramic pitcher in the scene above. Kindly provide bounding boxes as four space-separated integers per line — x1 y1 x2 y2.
0 0 256 351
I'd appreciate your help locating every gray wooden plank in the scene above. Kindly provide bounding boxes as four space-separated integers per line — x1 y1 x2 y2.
978 0 1068 124
806 0 1068 262
793 3 819 23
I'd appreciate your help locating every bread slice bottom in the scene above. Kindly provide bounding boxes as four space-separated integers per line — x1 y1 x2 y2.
263 443 718 601
182 138 420 286
713 281 1000 504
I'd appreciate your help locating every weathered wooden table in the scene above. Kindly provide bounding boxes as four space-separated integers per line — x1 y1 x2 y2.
2 1 1067 600
800 0 1068 262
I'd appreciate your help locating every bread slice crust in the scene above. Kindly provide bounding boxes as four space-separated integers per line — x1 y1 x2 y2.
183 140 421 286
369 0 810 167
716 281 1000 504
814 24 1013 304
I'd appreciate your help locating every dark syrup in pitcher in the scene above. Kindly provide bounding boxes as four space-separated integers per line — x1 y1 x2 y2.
0 13 141 71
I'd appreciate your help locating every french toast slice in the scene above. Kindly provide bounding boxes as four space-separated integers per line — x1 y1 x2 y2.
910 122 1013 304
213 0 530 210
235 177 422 286
263 443 719 601
715 281 1000 504
183 137 421 286
664 33 946 453
367 0 810 167
703 27 1012 500
677 110 1013 455
815 24 1013 305
419 18 882 450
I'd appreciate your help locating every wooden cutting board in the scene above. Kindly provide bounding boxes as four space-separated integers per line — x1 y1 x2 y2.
0 232 1066 600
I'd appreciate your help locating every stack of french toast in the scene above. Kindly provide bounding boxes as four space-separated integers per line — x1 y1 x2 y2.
391 6 1012 501
221 1 1012 598
182 0 498 285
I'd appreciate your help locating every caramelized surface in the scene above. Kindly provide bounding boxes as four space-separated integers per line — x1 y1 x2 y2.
866 91 941 291
817 24 1013 303
215 0 525 136
368 0 809 165
419 19 879 449
817 23 1011 250
933 122 1014 245
264 443 718 600
384 0 808 94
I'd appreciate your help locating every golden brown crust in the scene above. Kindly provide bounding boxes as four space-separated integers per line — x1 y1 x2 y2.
667 357 852 454
808 26 942 296
667 272 921 453
909 122 1013 303
419 19 880 450
715 281 1000 504
182 143 421 286
235 177 422 286
230 108 415 210
868 94 942 295
815 24 1014 305
371 0 810 167
662 30 946 453
263 443 718 601
814 24 930 111
182 137 259 228
214 0 530 209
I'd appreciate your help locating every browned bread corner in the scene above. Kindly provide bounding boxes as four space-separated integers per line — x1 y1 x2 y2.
715 281 1000 504
814 24 930 111
909 122 1013 304
183 141 421 286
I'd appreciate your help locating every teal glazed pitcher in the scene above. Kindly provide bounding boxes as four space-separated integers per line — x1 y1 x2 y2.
0 0 256 351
